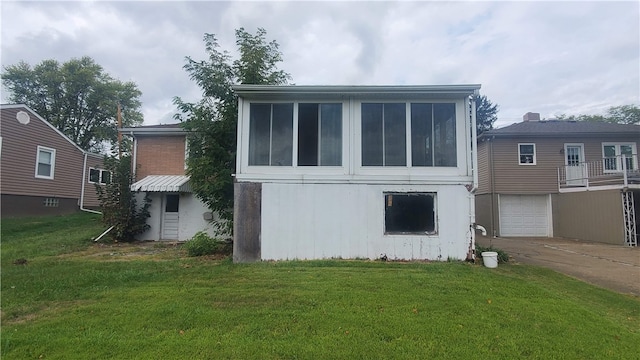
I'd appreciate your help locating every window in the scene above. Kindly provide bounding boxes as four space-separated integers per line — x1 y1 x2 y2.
248 103 293 166
89 168 111 185
518 143 536 165
361 102 457 167
35 146 56 179
384 193 436 234
411 103 456 167
603 143 637 172
298 103 342 166
165 194 179 213
43 198 59 207
362 103 406 166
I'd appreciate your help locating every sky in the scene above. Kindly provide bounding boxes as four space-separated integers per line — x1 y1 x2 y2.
1 0 639 128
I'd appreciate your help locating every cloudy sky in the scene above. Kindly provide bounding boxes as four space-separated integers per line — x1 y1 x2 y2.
1 1 638 127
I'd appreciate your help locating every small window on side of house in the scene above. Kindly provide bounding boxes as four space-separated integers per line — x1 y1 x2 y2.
35 146 56 179
518 143 536 165
43 197 59 207
89 168 112 185
384 193 436 234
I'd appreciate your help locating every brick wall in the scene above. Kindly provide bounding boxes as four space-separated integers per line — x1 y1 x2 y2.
135 136 186 180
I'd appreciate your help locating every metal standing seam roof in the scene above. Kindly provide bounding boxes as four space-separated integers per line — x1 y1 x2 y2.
130 175 191 192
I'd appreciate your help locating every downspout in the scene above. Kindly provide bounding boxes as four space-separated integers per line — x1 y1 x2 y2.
467 93 480 260
80 152 102 215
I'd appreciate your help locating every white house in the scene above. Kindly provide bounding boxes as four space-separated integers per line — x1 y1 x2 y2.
232 85 482 262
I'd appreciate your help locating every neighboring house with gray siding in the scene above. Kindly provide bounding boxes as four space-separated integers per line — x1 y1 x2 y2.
120 124 215 241
1 104 104 217
233 84 482 262
476 112 639 246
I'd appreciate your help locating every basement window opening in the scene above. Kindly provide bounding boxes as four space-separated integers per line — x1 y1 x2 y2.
384 193 436 234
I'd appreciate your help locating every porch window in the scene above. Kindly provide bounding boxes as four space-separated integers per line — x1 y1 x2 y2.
384 193 436 234
603 143 637 172
35 146 56 179
298 103 342 166
248 103 293 166
361 102 456 167
518 143 536 165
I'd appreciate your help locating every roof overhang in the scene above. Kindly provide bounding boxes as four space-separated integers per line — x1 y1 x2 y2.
233 84 481 101
131 175 191 192
119 127 188 136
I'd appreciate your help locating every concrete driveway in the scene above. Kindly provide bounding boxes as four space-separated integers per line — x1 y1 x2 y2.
476 235 640 297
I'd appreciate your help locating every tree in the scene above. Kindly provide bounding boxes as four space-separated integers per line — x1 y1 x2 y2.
556 104 640 125
174 28 290 234
96 154 151 242
474 94 499 134
2 56 143 152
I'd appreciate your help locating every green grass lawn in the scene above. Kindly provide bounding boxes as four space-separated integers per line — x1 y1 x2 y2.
2 213 639 359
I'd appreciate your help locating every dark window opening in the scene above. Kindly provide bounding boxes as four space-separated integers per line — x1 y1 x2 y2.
384 193 436 234
165 194 179 213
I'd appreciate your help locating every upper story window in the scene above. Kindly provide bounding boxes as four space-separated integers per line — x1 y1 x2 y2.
361 102 457 167
35 146 56 179
518 143 536 165
89 168 112 185
298 103 342 166
248 102 343 167
249 103 293 166
603 143 637 172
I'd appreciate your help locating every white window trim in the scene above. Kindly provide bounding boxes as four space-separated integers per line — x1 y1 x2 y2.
88 167 111 185
35 146 56 179
518 143 536 165
602 142 638 173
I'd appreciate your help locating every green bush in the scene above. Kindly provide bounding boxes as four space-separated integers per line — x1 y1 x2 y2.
476 245 509 263
184 231 228 257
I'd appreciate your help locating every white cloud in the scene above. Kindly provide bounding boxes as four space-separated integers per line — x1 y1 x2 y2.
1 1 638 127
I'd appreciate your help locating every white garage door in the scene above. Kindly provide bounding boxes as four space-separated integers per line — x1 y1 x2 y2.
499 195 550 237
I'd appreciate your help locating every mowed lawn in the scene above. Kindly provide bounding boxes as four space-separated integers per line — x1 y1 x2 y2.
1 214 639 359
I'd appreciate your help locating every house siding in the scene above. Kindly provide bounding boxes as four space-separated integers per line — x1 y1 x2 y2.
83 154 105 208
135 136 186 180
556 189 624 245
1 106 104 217
490 137 564 194
477 140 491 194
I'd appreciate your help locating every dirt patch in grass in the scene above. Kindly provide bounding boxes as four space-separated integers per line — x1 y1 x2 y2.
57 241 186 261
3 300 94 325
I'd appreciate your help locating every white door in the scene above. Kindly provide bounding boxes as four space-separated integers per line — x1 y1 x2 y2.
499 195 550 237
565 144 586 186
162 194 179 240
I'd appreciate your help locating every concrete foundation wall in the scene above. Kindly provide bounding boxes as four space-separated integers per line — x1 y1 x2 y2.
256 183 473 261
1 194 79 218
555 190 624 245
233 182 262 262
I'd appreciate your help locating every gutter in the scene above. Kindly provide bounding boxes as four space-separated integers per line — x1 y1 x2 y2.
467 93 480 260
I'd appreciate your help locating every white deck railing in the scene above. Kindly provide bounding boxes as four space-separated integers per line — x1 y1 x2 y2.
558 154 640 191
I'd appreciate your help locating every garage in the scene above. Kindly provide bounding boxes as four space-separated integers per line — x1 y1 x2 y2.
499 195 551 237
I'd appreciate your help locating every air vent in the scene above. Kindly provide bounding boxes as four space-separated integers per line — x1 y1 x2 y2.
16 111 30 125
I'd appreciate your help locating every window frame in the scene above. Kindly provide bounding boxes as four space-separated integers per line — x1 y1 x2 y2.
602 142 638 173
35 146 56 179
88 167 111 185
383 192 437 235
518 143 536 165
241 100 348 173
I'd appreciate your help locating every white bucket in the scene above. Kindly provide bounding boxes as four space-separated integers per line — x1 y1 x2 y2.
481 251 498 268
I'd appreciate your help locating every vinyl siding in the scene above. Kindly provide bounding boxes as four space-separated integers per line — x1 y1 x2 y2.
476 140 491 194
555 190 624 245
1 107 86 200
83 154 105 208
135 136 186 180
490 137 565 194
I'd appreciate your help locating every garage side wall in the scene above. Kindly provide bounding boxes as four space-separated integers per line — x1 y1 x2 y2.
475 193 497 237
556 190 624 245
260 183 472 261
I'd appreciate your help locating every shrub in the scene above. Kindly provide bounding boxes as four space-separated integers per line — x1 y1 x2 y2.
476 245 509 263
184 231 228 257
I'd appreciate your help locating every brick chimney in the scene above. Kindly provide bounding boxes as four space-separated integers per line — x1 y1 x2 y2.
523 112 541 122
